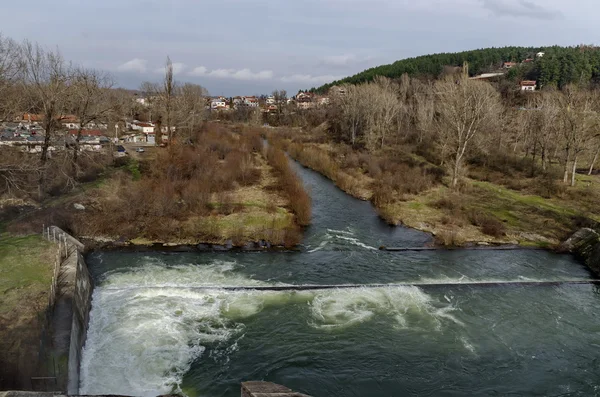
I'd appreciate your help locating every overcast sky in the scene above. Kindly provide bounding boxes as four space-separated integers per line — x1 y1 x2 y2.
1 0 597 96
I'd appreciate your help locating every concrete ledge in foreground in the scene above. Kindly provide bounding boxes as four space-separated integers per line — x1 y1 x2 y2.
242 381 312 397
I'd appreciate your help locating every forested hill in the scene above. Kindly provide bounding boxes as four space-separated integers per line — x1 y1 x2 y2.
314 46 600 92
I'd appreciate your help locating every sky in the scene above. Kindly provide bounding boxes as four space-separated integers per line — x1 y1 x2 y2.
0 0 597 96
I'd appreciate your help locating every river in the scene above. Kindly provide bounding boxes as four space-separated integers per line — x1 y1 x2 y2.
80 162 600 396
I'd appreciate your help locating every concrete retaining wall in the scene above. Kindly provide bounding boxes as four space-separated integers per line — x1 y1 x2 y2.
46 226 93 394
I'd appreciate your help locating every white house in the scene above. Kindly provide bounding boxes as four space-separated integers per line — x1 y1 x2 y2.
211 98 228 110
266 96 275 105
536 52 545 58
244 96 260 107
521 81 537 92
133 122 155 133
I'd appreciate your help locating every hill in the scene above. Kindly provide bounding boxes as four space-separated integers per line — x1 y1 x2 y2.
314 45 600 92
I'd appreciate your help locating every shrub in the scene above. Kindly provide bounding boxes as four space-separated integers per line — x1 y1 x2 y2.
266 145 312 226
534 171 566 198
480 217 506 237
435 229 466 246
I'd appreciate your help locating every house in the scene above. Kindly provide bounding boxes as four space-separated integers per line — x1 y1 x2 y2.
503 62 518 69
266 96 276 105
232 96 260 109
296 92 314 109
211 98 228 110
536 52 545 58
523 58 534 64
520 81 537 92
21 113 44 123
244 96 260 108
132 122 155 134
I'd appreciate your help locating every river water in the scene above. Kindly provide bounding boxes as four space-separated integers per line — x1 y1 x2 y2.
80 162 600 396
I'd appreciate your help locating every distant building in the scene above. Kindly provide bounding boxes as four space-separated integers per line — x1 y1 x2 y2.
21 113 44 123
503 62 518 69
296 92 314 109
132 122 155 133
520 80 537 92
536 52 545 58
211 98 228 110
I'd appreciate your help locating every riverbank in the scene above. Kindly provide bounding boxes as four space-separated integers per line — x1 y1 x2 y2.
0 228 57 389
273 128 600 248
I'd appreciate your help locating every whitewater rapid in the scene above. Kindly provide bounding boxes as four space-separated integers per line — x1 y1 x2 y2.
79 259 461 396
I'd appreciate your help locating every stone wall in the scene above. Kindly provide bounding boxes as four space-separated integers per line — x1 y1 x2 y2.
561 228 600 276
46 226 93 394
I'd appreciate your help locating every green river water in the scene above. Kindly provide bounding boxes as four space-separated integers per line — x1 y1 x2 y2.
80 162 600 396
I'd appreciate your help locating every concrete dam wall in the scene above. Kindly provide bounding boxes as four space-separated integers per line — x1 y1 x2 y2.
45 226 93 394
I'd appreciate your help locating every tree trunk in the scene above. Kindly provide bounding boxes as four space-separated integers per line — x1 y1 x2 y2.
541 147 547 171
563 151 570 184
571 155 578 187
589 145 600 175
72 127 83 175
452 158 460 189
530 140 538 177
40 117 54 164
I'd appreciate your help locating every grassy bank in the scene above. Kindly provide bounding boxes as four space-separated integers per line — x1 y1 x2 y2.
277 129 599 247
0 229 57 389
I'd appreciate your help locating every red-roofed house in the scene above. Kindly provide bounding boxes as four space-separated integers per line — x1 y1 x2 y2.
520 81 537 92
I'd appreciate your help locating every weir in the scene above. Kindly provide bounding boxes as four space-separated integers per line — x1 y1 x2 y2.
102 279 600 292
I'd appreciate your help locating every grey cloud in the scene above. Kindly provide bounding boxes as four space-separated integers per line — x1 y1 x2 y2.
481 0 563 20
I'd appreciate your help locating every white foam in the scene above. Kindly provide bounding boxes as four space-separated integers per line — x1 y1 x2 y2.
102 260 268 289
460 337 476 354
308 286 459 330
326 228 355 235
307 240 329 253
331 235 378 251
81 263 461 396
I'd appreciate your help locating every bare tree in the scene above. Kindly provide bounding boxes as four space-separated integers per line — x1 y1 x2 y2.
175 82 208 141
0 34 21 121
370 77 401 150
335 84 364 147
19 41 72 163
163 57 175 145
411 83 435 144
68 67 115 171
558 86 597 186
435 76 502 188
272 89 287 121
